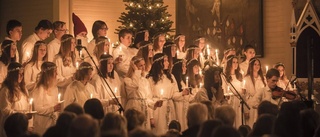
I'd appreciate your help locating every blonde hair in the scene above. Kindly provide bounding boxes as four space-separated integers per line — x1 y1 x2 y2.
126 56 144 78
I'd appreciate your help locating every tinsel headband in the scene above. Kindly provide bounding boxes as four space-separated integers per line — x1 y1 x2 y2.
99 56 113 62
61 37 74 43
96 39 109 46
274 62 285 68
226 55 237 63
34 42 46 47
2 43 15 50
132 57 144 63
163 43 176 49
249 58 259 64
187 47 199 51
8 66 23 73
173 59 184 66
153 54 167 63
78 65 93 70
139 42 153 49
194 37 205 42
174 35 185 40
187 58 198 66
152 33 165 40
224 48 236 54
42 66 57 72
136 30 148 35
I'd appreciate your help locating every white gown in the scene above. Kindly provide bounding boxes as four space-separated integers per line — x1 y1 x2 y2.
0 61 8 86
53 55 76 94
31 85 59 135
0 86 29 137
243 75 266 128
21 33 40 64
148 74 180 135
24 62 42 91
63 80 97 108
122 70 155 129
239 61 249 75
91 72 122 113
112 43 135 78
47 38 61 62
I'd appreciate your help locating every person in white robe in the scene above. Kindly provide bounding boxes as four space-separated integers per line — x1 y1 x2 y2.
147 53 183 135
1 20 22 62
130 29 149 56
122 56 162 129
0 63 30 137
53 34 77 94
221 55 245 129
91 54 122 113
24 41 47 91
21 20 52 64
239 45 256 75
243 58 266 128
174 34 187 59
274 62 294 91
0 40 17 86
47 21 67 62
136 41 154 72
31 62 62 135
64 62 97 108
87 20 108 56
152 33 166 54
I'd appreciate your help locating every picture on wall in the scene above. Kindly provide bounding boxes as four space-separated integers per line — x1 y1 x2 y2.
176 0 263 57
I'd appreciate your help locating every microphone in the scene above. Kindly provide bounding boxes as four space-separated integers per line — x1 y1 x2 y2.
76 39 85 51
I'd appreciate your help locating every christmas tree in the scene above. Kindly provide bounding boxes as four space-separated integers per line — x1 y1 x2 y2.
117 0 174 38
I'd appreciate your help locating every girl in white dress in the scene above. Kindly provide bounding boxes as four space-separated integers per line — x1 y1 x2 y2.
122 56 162 129
91 54 122 113
87 20 108 56
24 41 47 91
53 34 76 94
171 59 191 131
152 33 166 54
162 41 177 69
136 41 153 72
174 34 187 59
243 58 266 128
222 55 245 128
85 36 109 75
31 62 61 135
64 62 96 108
0 40 17 86
274 62 292 90
147 53 181 135
239 45 256 75
0 62 30 137
186 59 203 90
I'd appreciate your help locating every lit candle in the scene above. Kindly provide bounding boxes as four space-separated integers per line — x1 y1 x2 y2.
207 45 211 59
58 93 61 102
80 50 83 58
114 87 118 95
199 69 202 76
176 50 180 57
199 83 203 88
29 98 33 112
215 49 220 65
90 93 93 99
76 62 79 69
186 77 189 88
227 86 230 95
266 66 269 73
242 80 246 89
104 52 107 55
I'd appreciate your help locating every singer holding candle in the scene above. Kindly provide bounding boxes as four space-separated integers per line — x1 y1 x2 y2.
174 34 187 59
64 62 97 109
147 53 180 135
31 62 61 135
239 45 256 75
0 62 30 137
243 58 266 128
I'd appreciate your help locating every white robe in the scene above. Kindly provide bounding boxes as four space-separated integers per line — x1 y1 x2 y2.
31 85 59 135
87 39 96 57
21 33 40 64
239 61 249 75
122 70 155 129
24 62 42 91
148 74 180 135
0 37 20 62
0 86 29 137
112 43 134 78
177 51 186 59
243 75 266 128
91 72 122 113
63 80 97 108
47 38 61 62
53 55 75 92
0 62 8 86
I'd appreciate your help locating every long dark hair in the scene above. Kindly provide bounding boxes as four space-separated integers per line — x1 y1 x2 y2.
162 41 176 69
99 54 114 79
26 41 47 68
147 53 173 84
172 59 185 92
246 58 266 87
204 66 222 101
92 20 107 39
136 41 153 71
174 34 186 52
2 62 27 103
185 45 199 61
225 55 243 82
131 29 148 49
0 40 16 65
36 62 57 89
186 59 202 88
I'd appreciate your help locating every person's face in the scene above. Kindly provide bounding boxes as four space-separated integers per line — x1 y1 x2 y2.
178 36 185 48
182 61 187 74
267 76 279 89
158 35 166 49
144 31 149 41
198 38 205 50
77 32 88 38
104 41 110 53
107 59 114 73
18 69 24 83
213 71 220 83
70 38 76 52
55 24 67 40
9 26 23 41
98 25 108 37
10 43 17 58
163 57 169 70
253 60 260 72
193 65 200 75
38 45 47 60
120 33 132 47
193 49 200 59
171 46 177 57
136 60 145 71
84 69 93 82
38 29 52 40
148 45 153 58
231 58 238 70
277 66 284 77
244 48 256 60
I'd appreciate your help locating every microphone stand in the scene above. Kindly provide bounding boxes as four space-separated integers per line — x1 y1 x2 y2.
221 72 250 126
78 45 124 114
